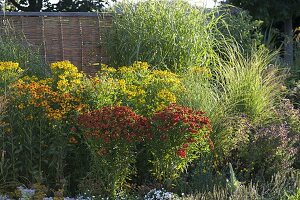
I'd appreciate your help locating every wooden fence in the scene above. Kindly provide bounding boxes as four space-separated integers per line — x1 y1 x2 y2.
0 11 113 74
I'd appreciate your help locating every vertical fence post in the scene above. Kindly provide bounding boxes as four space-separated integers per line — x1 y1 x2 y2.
79 17 84 71
59 16 65 61
41 16 47 69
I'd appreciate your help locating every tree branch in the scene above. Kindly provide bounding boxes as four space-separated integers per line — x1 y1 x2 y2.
9 0 31 11
37 0 43 11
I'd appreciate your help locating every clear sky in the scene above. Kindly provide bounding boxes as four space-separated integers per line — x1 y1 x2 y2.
49 0 221 8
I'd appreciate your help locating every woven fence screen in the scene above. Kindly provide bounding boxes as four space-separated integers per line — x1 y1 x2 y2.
0 12 112 74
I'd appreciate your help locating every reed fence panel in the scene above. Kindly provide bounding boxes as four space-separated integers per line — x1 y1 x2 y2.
0 12 113 74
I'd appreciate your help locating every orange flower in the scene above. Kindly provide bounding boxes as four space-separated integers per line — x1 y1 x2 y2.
68 137 78 144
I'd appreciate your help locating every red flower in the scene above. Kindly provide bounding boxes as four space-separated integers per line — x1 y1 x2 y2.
78 106 148 143
182 143 188 149
176 148 187 158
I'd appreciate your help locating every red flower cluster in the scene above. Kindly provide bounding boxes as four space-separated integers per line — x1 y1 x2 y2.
152 103 211 134
78 104 213 159
176 148 187 158
151 103 212 158
78 106 149 144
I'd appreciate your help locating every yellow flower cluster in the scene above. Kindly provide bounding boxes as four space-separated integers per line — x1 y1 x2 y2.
99 61 184 115
50 61 84 93
0 62 24 94
0 61 23 83
13 78 86 120
50 60 78 73
0 61 22 72
155 89 177 111
118 61 149 74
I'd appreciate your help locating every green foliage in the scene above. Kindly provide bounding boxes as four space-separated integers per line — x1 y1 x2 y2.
286 188 300 200
78 106 147 197
202 100 298 184
1 0 110 12
146 104 212 187
234 116 298 182
179 44 289 185
183 170 299 200
106 0 221 72
227 163 241 193
0 61 23 96
179 44 283 132
215 45 283 123
225 0 300 22
45 0 112 12
216 5 263 53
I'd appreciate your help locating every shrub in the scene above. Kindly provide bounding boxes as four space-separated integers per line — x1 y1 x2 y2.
179 46 284 173
2 76 86 188
208 100 299 183
0 61 87 192
200 99 299 184
146 104 212 186
215 46 283 124
238 123 297 181
213 114 251 161
99 61 184 116
50 61 84 93
106 0 221 72
77 106 149 197
179 45 283 131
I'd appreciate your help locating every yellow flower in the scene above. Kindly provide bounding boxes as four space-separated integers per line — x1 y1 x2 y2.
18 103 25 109
41 101 48 107
157 89 176 103
132 61 149 71
101 66 117 73
50 61 78 73
29 99 35 105
57 79 69 92
0 62 21 72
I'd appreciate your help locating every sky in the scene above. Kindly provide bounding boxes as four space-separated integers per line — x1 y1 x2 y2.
49 0 221 8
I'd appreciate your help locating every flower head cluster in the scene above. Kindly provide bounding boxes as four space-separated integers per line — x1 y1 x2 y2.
78 106 149 145
50 60 78 73
0 62 23 93
98 62 184 116
13 78 85 120
117 61 149 75
155 89 177 111
150 103 212 158
144 188 178 200
0 61 22 72
145 104 212 182
50 61 84 93
152 103 211 133
17 186 35 199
